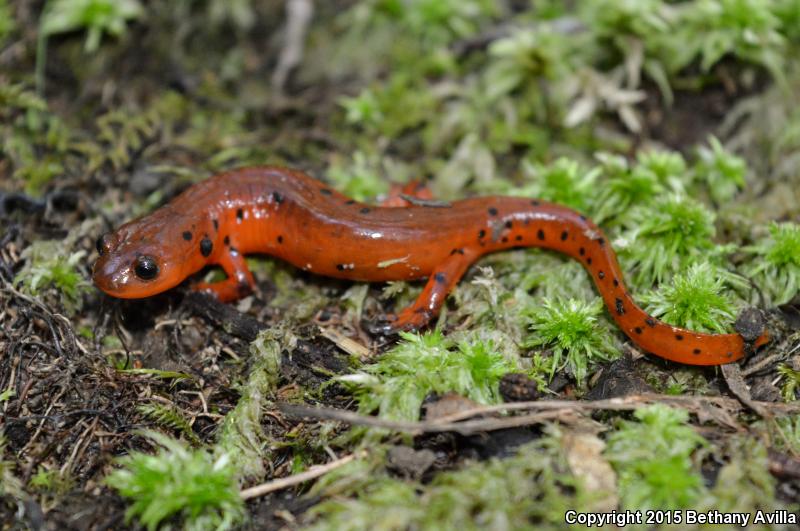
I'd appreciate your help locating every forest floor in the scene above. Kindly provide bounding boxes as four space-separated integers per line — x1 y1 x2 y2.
2 1 800 529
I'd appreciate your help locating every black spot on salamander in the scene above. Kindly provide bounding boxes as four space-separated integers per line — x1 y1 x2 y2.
598 271 605 279
675 334 684 341
693 348 701 355
434 273 446 283
277 235 283 244
320 188 333 195
502 237 508 243
645 317 656 327
200 237 213 257
505 220 512 229
531 200 540 206
726 351 733 358
579 247 585 256
587 258 592 265
537 229 545 240
450 248 464 255
345 199 356 205
272 191 284 204
224 235 230 246
580 215 587 221
336 264 345 271
213 219 219 231
613 278 619 287
182 231 192 241
560 230 568 241
488 207 498 216
236 208 244 221
515 235 522 242
478 229 486 239
236 281 251 296
360 207 371 214
634 327 643 334
615 298 625 315
597 237 605 246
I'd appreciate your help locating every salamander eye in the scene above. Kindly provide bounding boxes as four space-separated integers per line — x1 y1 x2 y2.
133 255 159 281
96 234 113 256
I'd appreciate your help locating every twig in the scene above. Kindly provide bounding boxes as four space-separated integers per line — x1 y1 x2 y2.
278 393 800 435
240 451 363 501
279 403 571 435
742 353 784 376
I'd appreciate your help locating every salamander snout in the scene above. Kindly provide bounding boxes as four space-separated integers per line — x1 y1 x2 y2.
93 249 166 298
92 229 181 299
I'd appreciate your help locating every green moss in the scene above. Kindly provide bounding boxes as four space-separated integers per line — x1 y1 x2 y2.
639 262 744 333
307 434 593 530
215 329 283 479
339 331 514 421
0 437 24 500
106 431 244 531
40 0 143 52
702 437 783 517
37 0 144 90
676 0 786 79
137 403 202 447
0 83 71 194
606 405 707 510
777 364 800 401
694 136 747 203
621 194 724 288
28 467 74 495
0 0 15 43
518 157 600 213
744 222 800 304
774 414 800 452
523 297 619 386
15 241 90 316
593 152 667 223
326 150 391 201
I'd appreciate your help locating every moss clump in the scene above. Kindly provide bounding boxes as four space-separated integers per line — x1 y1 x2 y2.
106 431 244 531
339 331 514 421
306 435 592 530
15 241 90 316
621 194 723 287
745 222 800 304
606 405 707 510
523 297 619 386
639 262 744 333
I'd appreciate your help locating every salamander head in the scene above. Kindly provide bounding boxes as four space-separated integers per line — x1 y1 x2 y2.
92 214 213 299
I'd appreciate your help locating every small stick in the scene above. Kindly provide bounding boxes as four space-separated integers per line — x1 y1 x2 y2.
240 451 363 501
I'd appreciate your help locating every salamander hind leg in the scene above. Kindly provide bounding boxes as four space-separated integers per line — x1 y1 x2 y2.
378 251 473 333
381 180 434 208
192 249 256 302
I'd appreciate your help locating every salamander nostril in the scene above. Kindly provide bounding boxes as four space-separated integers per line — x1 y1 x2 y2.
96 234 113 256
134 255 159 280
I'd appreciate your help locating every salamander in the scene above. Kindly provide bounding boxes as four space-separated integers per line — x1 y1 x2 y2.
92 166 769 366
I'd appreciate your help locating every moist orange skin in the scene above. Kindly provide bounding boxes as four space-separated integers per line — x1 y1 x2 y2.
93 166 769 366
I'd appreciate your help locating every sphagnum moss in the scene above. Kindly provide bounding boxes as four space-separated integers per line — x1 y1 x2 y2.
639 262 744 334
606 405 707 511
105 431 244 531
523 297 619 386
745 222 800 305
337 331 514 422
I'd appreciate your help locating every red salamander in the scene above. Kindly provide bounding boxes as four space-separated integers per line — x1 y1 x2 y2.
92 166 769 366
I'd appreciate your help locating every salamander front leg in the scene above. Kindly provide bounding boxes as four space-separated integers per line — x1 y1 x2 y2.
380 251 474 333
192 250 255 302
